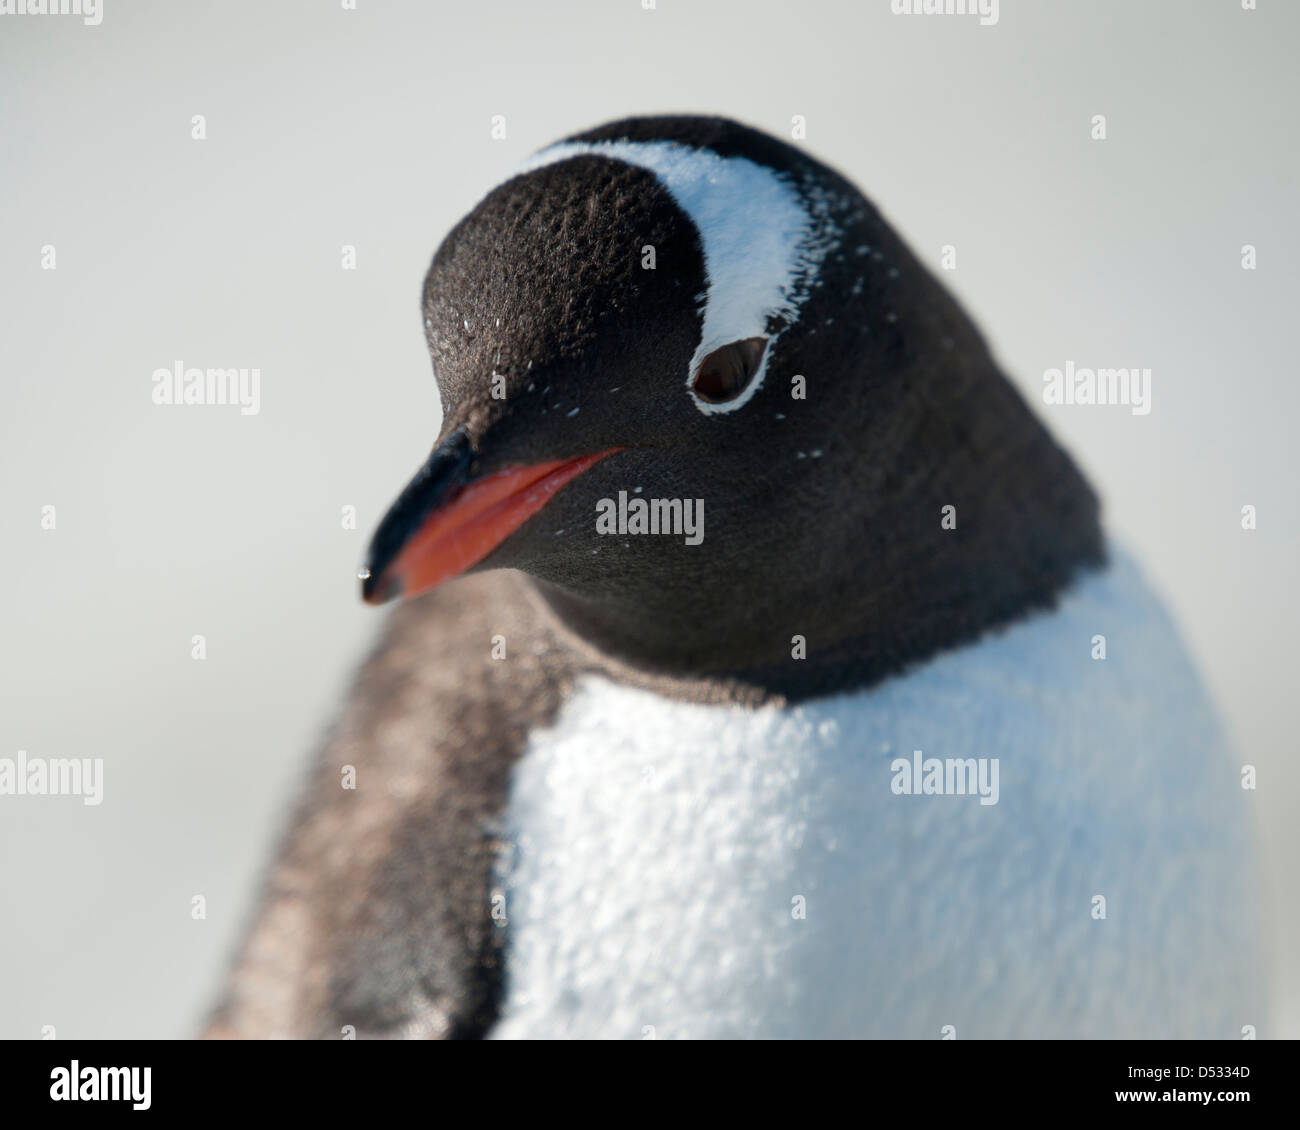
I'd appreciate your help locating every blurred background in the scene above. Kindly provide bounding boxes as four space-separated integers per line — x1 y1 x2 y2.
1 0 1295 1038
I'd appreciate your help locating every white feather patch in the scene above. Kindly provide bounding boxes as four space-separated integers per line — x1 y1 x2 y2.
491 550 1261 1038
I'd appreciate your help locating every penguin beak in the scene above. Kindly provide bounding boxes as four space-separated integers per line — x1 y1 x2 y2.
361 427 617 605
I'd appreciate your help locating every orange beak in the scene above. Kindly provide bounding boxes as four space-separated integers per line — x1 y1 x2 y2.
361 428 617 605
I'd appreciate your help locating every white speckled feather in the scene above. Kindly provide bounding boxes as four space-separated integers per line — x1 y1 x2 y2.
491 550 1262 1038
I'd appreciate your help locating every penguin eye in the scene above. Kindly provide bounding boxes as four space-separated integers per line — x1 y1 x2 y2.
691 337 767 404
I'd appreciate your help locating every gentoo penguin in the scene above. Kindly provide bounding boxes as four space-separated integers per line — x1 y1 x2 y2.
207 116 1263 1039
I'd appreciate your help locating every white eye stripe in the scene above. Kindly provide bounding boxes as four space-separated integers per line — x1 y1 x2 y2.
518 140 838 415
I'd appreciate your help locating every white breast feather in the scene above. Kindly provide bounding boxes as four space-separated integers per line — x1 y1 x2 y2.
491 550 1262 1039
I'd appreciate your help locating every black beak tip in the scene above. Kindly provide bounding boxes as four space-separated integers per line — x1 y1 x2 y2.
358 565 399 606
357 427 474 608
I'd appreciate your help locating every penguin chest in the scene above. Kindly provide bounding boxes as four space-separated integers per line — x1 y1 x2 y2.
492 676 893 1039
488 563 1260 1038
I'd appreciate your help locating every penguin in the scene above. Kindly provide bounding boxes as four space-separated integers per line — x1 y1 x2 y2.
206 116 1263 1039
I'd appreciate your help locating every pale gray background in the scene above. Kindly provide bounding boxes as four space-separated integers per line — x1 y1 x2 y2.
1 0 1295 1038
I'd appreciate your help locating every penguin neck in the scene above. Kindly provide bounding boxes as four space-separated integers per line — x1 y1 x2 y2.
527 362 1106 705
517 178 1106 703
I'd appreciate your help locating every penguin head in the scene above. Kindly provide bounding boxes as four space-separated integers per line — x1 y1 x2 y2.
365 118 876 599
361 116 1100 682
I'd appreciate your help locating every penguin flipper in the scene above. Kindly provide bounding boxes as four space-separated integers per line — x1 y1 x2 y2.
202 570 569 1039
